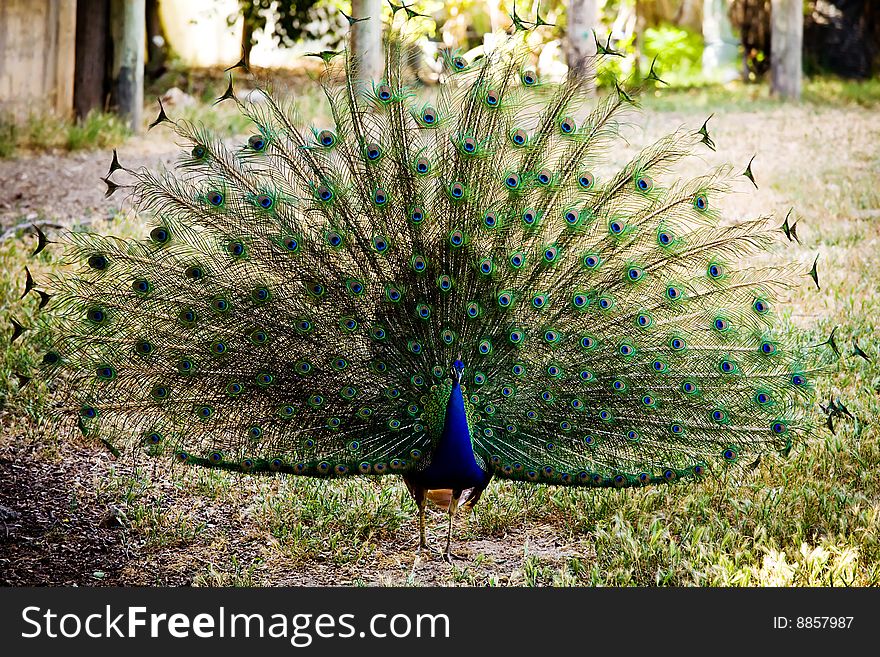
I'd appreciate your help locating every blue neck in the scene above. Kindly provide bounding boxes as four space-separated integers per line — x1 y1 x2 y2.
439 380 473 461
411 380 489 490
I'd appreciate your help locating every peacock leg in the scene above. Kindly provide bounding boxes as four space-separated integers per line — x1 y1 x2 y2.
418 494 429 550
443 490 463 562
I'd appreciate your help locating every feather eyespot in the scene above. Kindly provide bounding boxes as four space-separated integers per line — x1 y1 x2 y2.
583 253 601 269
536 169 552 185
88 254 108 270
247 135 266 151
415 157 430 174
694 193 709 211
135 339 153 355
150 227 170 244
315 184 333 202
461 136 477 153
485 89 500 107
449 182 465 199
365 143 382 161
578 172 595 189
410 207 424 223
256 194 273 209
505 173 521 190
636 176 653 192
420 106 437 125
522 69 537 86
207 191 224 206
511 129 528 146
132 279 151 294
227 240 246 257
560 117 576 134
376 84 393 101
192 144 208 159
452 56 467 70
317 130 335 147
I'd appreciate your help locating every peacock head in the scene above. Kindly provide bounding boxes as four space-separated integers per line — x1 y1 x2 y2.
451 359 465 383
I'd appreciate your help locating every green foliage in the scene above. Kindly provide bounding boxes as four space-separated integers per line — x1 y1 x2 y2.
0 111 129 159
641 24 705 86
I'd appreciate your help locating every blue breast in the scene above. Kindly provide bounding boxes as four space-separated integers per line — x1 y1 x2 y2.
409 380 490 491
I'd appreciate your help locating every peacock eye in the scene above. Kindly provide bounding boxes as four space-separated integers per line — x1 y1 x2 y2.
505 173 520 189
485 89 500 106
208 191 224 206
415 157 430 174
421 106 437 124
365 143 382 161
522 69 537 86
410 207 424 223
560 117 575 134
462 137 477 153
452 56 467 70
192 145 207 159
578 172 594 189
248 135 266 151
449 182 465 198
377 84 393 101
317 129 335 147
636 176 653 192
257 194 273 209
511 129 528 146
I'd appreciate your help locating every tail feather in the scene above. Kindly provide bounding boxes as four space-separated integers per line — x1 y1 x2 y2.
21 27 825 487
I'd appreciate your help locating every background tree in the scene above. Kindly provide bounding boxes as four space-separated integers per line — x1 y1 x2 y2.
770 0 802 99
350 0 383 82
567 0 598 90
233 0 344 68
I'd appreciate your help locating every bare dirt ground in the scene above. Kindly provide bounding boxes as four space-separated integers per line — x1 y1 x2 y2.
1 97 878 587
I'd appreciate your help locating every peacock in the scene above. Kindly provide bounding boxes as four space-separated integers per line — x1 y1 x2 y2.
11 11 832 561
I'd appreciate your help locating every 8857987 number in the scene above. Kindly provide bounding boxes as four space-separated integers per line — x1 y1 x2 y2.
773 617 853 629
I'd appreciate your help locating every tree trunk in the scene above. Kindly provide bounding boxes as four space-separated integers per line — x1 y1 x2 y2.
350 0 383 83
145 0 169 80
240 13 254 68
770 0 803 99
74 0 111 118
110 0 145 132
566 0 598 90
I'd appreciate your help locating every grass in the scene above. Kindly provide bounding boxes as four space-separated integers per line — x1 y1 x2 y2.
1 81 879 586
0 110 130 159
